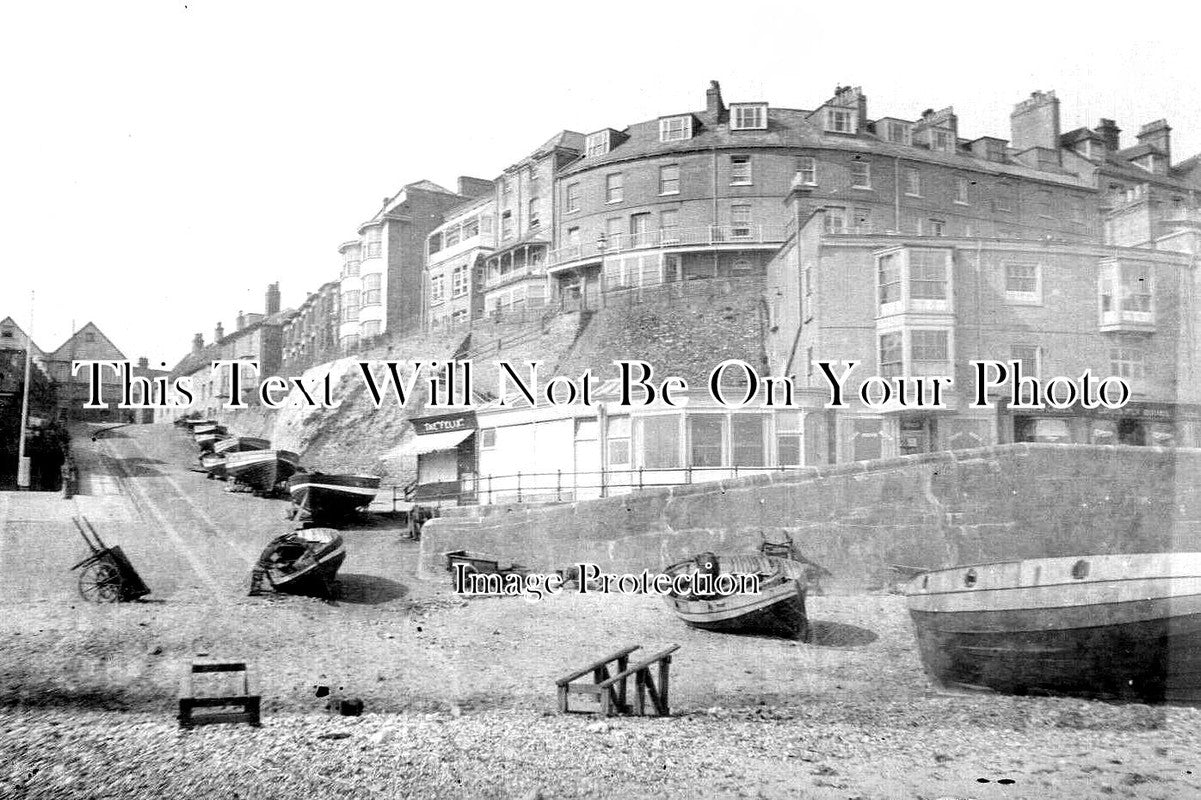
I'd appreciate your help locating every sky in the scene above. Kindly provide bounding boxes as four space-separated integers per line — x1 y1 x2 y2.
1 1 1196 367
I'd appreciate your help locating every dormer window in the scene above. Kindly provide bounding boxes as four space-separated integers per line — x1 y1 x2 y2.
585 130 612 158
1134 154 1158 173
730 103 767 130
930 129 954 152
884 120 911 145
826 108 856 134
660 115 693 142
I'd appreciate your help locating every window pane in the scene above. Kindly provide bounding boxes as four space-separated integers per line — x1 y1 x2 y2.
731 415 765 467
641 416 681 468
689 416 724 468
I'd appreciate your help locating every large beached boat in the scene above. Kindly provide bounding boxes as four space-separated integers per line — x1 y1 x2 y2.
663 552 810 640
287 471 381 521
224 449 300 492
906 552 1201 703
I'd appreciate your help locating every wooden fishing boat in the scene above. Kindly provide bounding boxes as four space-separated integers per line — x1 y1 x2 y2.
287 471 381 521
199 452 227 480
213 436 271 456
256 528 346 596
181 418 219 429
662 553 810 640
224 449 300 492
192 423 226 436
194 432 231 453
906 552 1201 703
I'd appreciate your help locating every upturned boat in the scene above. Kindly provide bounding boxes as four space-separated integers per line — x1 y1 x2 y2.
224 449 300 492
213 436 271 456
256 528 346 596
287 471 381 521
663 553 810 640
906 552 1201 703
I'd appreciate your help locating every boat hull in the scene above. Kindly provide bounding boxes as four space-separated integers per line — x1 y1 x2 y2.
288 473 380 521
213 437 271 455
260 528 346 596
663 553 810 640
199 453 226 479
907 553 1201 703
225 450 300 492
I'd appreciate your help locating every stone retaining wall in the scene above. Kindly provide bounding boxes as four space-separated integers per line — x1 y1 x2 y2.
419 444 1201 593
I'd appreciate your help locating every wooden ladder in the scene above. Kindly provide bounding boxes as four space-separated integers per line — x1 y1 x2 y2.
556 644 680 717
178 661 261 729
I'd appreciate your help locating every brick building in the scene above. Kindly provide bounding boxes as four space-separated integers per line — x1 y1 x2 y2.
337 179 491 351
480 132 583 319
160 284 295 421
425 193 496 330
282 280 340 374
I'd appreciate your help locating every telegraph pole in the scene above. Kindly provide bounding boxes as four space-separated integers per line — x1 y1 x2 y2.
16 291 33 490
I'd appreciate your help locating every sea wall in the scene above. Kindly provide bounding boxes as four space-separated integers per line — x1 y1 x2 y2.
419 444 1201 592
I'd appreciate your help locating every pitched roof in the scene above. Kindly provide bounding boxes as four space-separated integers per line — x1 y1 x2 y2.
49 321 125 362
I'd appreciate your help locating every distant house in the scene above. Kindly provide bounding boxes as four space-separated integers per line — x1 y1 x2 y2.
47 322 127 423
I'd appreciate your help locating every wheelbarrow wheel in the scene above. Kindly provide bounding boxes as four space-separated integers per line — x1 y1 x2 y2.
79 561 124 603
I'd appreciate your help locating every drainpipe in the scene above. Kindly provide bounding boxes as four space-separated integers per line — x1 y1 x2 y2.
894 156 902 232
713 147 720 277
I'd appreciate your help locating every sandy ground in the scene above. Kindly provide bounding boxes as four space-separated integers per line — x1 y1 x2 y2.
0 424 1198 798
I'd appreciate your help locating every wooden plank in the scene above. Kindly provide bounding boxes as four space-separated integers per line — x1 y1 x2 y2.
554 645 641 686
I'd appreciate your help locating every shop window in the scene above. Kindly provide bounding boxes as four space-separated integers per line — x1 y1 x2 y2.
689 415 724 468
776 411 803 467
850 418 883 461
640 415 681 468
608 415 630 467
731 414 766 467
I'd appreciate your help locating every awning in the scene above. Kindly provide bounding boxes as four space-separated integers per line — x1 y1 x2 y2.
408 428 474 455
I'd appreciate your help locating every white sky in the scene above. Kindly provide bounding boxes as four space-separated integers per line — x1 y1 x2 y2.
1 1 1196 367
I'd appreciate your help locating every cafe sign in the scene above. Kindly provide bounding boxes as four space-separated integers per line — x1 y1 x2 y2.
413 411 477 435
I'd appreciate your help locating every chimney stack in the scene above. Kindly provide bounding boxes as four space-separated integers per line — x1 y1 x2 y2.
192 333 204 353
1137 119 1171 163
706 80 725 119
1010 90 1061 153
266 282 281 315
1097 119 1121 152
137 357 149 368
236 311 245 331
215 322 224 341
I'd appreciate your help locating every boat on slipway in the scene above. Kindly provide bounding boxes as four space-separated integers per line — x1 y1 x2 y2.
663 552 810 640
287 471 381 522
213 436 271 456
256 528 346 596
224 449 300 493
906 552 1201 703
199 452 227 480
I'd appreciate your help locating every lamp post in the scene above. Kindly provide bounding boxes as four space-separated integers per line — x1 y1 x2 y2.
16 291 33 490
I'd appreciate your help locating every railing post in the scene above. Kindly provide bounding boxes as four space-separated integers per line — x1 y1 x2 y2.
638 467 644 491
516 471 522 504
556 469 562 502
487 474 492 505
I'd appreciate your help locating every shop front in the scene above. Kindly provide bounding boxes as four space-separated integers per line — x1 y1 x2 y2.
1003 400 1201 447
406 411 478 505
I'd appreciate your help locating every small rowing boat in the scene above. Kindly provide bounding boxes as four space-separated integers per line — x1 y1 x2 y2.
906 552 1201 703
254 528 346 596
663 553 810 640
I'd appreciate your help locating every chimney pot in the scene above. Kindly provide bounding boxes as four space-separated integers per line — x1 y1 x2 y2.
137 357 149 368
